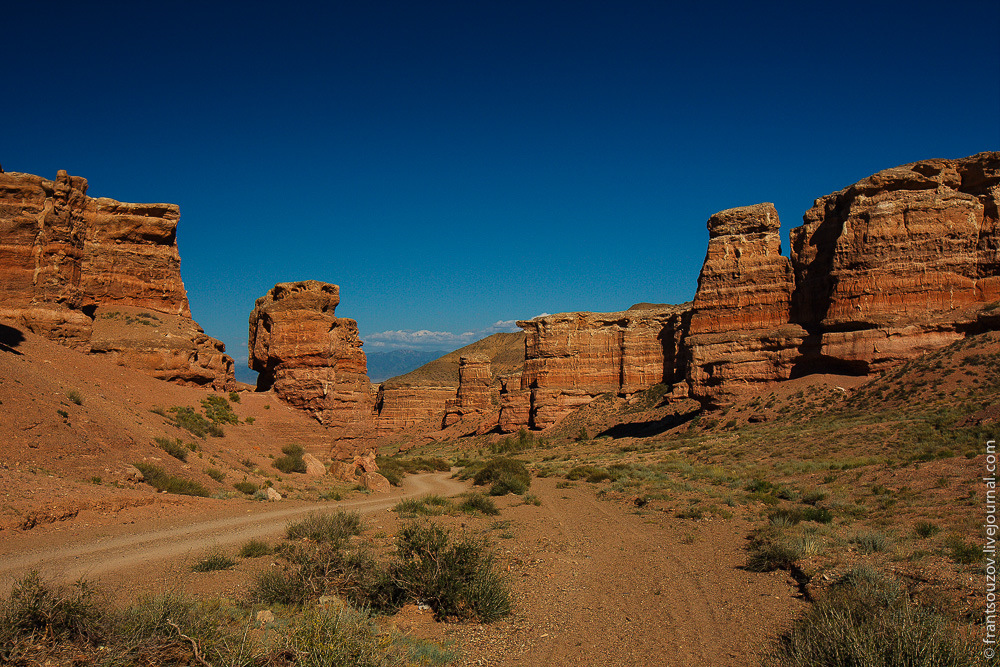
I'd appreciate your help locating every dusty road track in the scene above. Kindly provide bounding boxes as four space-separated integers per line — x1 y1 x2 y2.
0 472 468 593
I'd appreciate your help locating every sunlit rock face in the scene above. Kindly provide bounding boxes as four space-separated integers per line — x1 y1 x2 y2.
248 281 373 431
0 169 234 388
685 203 804 406
510 305 690 430
789 151 1000 376
442 355 492 427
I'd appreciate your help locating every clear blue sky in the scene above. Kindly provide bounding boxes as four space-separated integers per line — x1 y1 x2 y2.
5 1 998 375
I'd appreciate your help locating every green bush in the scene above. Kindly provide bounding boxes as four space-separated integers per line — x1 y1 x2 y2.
191 550 236 572
274 444 307 474
233 480 258 495
154 436 188 462
946 535 981 564
286 510 363 544
167 406 223 438
228 391 241 403
914 521 940 538
133 462 210 497
205 467 226 483
768 506 833 526
201 395 239 425
850 531 891 554
376 456 451 486
0 571 105 644
66 390 83 406
769 567 982 666
393 495 452 517
457 492 500 516
238 540 272 558
391 521 511 622
472 458 530 497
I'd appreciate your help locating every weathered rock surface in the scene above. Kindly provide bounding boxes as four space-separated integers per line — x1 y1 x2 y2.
685 203 803 405
248 281 373 430
443 355 492 426
0 170 234 388
509 306 690 429
373 332 524 434
789 152 1000 376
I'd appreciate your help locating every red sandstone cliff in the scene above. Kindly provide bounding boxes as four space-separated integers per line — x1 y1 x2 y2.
0 170 234 387
248 281 373 431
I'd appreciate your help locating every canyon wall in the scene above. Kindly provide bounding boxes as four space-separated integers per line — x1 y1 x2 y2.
0 170 233 387
500 151 1000 425
248 281 373 431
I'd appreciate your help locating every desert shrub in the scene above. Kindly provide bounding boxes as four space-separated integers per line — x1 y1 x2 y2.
769 567 982 666
566 465 610 482
205 467 226 482
391 521 511 622
233 480 258 495
66 389 83 406
746 526 805 572
393 495 452 517
457 492 500 516
133 462 210 497
239 539 272 558
154 436 188 462
201 395 239 425
228 390 241 403
945 535 981 565
472 458 530 496
191 550 236 572
0 572 106 645
286 510 363 544
914 520 941 539
489 429 541 455
167 406 223 438
769 506 834 526
274 444 307 474
800 489 828 505
376 456 451 486
850 531 891 554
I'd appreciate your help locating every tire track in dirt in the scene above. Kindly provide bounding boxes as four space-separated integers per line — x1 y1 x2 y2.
0 472 468 593
484 478 804 666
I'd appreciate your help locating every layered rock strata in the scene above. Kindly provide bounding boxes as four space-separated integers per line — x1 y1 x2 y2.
373 332 524 435
685 203 805 405
248 281 373 430
442 355 492 426
0 170 233 387
789 152 1000 376
511 306 689 429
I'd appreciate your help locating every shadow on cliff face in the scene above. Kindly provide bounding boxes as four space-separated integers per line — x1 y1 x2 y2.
596 408 700 440
0 324 25 354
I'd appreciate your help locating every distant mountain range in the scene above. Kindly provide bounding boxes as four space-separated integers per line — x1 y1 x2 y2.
366 349 450 382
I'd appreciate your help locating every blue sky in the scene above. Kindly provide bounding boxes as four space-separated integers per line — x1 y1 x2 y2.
5 1 998 377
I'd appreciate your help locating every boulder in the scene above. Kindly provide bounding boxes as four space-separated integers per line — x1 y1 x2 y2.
302 453 327 477
359 472 390 493
265 487 282 501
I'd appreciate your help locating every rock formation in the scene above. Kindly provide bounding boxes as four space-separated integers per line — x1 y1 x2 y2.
0 169 234 387
509 306 689 429
442 355 492 426
685 203 805 405
248 281 373 430
373 332 524 434
789 152 1000 376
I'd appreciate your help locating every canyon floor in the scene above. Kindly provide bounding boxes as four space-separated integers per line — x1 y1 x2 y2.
0 319 990 665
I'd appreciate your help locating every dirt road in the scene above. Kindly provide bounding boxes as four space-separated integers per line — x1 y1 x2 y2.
0 471 468 594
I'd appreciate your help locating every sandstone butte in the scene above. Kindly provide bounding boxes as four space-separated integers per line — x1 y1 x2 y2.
248 281 374 434
0 169 234 388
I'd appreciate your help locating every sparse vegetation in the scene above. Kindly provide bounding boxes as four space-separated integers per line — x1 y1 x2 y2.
769 567 982 666
66 389 83 405
233 479 258 495
132 462 210 497
204 467 225 482
191 550 235 572
273 443 308 473
154 436 189 462
467 457 531 496
238 539 272 558
201 394 239 425
286 510 363 544
376 456 451 486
